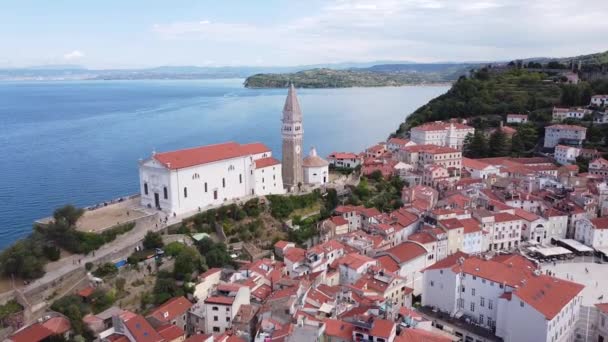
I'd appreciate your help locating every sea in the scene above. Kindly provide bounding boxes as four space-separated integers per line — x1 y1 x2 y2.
0 79 449 249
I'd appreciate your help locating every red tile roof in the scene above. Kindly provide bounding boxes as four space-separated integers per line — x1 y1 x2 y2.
153 142 270 170
411 121 473 132
459 218 481 234
77 286 95 298
185 334 213 342
330 216 349 226
336 253 375 270
329 152 359 159
493 212 520 223
376 255 400 273
255 157 280 169
408 232 437 245
424 251 468 271
283 247 306 263
323 319 355 340
596 303 608 314
157 324 185 341
514 275 584 320
9 324 53 342
41 317 70 335
396 329 452 342
124 314 164 342
383 241 427 264
369 319 395 339
148 296 192 323
388 137 412 146
439 218 464 230
462 157 493 171
591 217 608 229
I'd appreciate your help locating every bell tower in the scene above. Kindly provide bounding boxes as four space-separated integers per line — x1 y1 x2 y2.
281 83 304 190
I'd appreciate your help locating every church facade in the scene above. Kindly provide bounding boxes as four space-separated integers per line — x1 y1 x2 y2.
138 142 284 215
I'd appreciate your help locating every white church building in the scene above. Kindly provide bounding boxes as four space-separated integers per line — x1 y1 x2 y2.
303 147 329 185
139 141 284 215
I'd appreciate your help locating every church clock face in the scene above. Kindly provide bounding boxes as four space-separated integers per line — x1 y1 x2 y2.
295 145 301 154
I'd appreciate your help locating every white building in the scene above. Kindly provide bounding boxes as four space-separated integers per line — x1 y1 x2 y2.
474 211 522 251
554 145 581 165
590 158 608 178
543 124 587 148
506 114 528 124
203 284 250 334
375 241 429 294
422 254 584 342
462 158 501 179
591 95 608 107
410 121 475 150
139 142 284 215
302 147 329 185
574 217 608 249
460 218 483 254
552 107 589 121
327 152 362 169
386 137 416 152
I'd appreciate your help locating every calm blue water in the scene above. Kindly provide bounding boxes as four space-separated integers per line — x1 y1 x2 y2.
0 79 448 248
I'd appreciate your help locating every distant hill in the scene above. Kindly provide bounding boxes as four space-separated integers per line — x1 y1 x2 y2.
244 64 474 88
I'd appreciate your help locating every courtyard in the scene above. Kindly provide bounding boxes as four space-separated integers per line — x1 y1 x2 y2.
542 256 608 306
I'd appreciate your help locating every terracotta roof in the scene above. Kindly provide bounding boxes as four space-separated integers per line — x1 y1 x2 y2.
283 247 306 263
330 216 348 226
148 296 192 323
157 324 185 341
596 303 608 314
274 240 292 250
336 253 375 270
493 212 520 223
369 319 395 339
460 218 481 234
9 324 53 342
424 251 469 272
255 157 280 169
439 218 464 230
329 152 359 159
376 255 400 273
77 286 95 298
513 208 541 222
591 217 608 230
396 329 452 342
408 232 437 245
383 241 427 264
153 142 270 170
411 121 473 132
323 319 355 340
204 296 234 305
124 314 164 342
199 268 222 280
514 275 584 320
388 137 412 146
41 317 70 335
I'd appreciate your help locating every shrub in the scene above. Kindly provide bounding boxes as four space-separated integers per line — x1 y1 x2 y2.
93 263 118 278
85 262 93 271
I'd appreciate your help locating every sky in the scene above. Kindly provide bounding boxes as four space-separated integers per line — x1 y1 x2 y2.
1 0 607 69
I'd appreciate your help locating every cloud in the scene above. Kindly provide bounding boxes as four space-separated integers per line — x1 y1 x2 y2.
63 50 85 60
150 0 608 65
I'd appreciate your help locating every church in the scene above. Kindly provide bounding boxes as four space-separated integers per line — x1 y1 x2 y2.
138 84 327 215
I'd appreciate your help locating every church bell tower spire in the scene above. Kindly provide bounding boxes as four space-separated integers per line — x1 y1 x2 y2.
281 83 304 190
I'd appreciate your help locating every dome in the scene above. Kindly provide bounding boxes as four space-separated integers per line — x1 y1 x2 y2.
303 147 329 168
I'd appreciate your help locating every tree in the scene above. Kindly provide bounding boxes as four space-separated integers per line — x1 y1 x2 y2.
324 188 339 212
164 241 186 257
53 205 85 227
143 231 164 250
488 129 510 157
463 131 488 158
173 246 203 280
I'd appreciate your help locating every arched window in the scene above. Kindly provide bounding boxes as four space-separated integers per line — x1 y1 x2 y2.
184 187 188 198
163 187 168 199
222 178 226 188
144 183 148 195
239 174 242 184
204 182 208 192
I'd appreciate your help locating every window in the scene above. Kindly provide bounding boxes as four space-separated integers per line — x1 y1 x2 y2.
212 307 218 311
471 288 476 296
214 316 218 321
488 300 493 310
470 302 475 312
213 327 220 332
226 317 230 322
144 183 148 195
204 182 208 192
222 178 226 188
480 297 485 307
520 301 524 308
479 314 484 325
430 281 434 287
184 187 188 198
163 186 168 199
239 174 242 184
